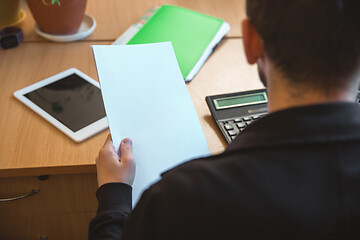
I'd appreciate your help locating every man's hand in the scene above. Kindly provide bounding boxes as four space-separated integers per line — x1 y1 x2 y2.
96 135 136 188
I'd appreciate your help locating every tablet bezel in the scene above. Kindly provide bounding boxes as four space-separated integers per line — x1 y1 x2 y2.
14 68 108 142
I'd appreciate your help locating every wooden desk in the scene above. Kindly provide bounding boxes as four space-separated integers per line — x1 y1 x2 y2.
22 0 246 42
0 39 261 175
0 1 261 239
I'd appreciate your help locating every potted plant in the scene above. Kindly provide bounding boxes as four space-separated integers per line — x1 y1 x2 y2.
26 0 87 35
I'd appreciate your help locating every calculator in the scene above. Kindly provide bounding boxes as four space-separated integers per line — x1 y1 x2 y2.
206 88 360 144
206 89 268 144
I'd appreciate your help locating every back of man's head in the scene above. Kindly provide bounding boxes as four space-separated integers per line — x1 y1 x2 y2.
246 0 360 91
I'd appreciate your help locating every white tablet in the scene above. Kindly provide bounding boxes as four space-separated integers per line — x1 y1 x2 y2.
14 68 108 142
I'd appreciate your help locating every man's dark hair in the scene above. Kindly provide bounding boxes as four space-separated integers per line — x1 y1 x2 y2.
246 0 360 90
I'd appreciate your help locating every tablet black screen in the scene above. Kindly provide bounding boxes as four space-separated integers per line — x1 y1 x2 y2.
24 73 106 132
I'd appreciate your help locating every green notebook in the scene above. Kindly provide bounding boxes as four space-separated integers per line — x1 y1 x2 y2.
113 5 230 82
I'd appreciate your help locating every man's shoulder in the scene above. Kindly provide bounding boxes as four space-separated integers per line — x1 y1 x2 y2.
150 150 256 198
161 151 240 181
137 151 247 213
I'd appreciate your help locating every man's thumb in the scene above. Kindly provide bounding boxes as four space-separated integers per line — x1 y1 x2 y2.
120 138 134 164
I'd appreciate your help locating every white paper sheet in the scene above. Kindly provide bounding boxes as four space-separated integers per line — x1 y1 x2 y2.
92 42 210 205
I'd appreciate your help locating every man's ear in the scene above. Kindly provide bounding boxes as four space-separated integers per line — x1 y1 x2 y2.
242 19 264 64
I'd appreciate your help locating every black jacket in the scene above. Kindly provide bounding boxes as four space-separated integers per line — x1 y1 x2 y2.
89 102 360 240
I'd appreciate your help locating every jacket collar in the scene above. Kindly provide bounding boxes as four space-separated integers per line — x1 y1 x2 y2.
226 102 360 152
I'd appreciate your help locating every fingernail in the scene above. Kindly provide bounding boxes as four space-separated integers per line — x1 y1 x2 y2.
123 139 132 145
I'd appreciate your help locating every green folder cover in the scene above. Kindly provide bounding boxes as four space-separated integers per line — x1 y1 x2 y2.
126 5 228 81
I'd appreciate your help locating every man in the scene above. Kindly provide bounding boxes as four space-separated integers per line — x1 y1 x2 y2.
89 0 360 239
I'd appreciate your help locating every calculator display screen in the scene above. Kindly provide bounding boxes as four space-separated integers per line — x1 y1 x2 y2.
214 92 267 110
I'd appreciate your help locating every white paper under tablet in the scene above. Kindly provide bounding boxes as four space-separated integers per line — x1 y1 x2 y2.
23 73 106 132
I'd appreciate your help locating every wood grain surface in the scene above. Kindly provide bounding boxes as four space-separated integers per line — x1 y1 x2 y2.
0 38 262 177
21 0 246 42
0 0 260 177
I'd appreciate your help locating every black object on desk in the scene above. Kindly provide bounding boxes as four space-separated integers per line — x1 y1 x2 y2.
0 27 23 49
206 89 268 143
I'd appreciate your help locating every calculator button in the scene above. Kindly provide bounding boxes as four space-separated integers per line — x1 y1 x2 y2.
236 122 246 128
252 115 260 120
227 120 235 125
243 117 252 122
224 124 233 130
231 136 237 140
228 130 237 136
245 120 254 126
234 118 242 123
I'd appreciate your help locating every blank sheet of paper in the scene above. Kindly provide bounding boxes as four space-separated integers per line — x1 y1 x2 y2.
92 42 209 205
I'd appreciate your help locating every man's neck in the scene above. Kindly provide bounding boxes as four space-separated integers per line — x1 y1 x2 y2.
267 87 356 113
266 71 359 113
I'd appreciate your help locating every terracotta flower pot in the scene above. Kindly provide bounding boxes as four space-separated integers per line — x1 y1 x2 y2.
26 0 87 35
0 0 21 28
